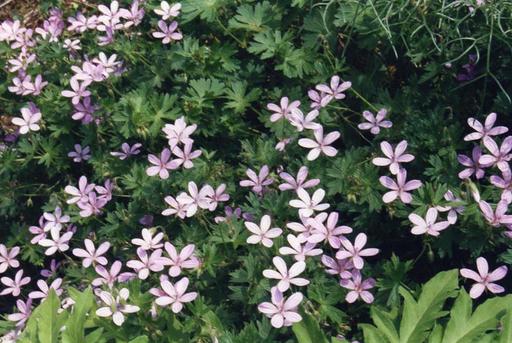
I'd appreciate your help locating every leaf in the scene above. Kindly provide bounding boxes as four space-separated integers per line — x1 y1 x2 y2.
223 81 261 114
360 323 390 343
370 307 399 342
84 328 104 343
500 310 512 343
248 30 292 59
129 336 149 343
228 2 273 32
399 269 458 343
62 287 94 343
292 313 329 343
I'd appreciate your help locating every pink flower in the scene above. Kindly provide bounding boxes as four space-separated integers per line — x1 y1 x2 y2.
321 255 353 279
279 234 322 261
207 184 229 211
289 188 330 218
267 97 300 122
131 229 164 250
458 146 490 179
245 215 283 248
154 1 181 20
286 214 319 240
279 166 320 192
64 175 95 204
298 126 340 161
43 207 70 233
172 142 201 169
176 182 214 216
478 199 512 227
335 233 379 269
479 136 512 171
162 195 189 219
263 256 309 292
155 277 198 313
92 261 135 288
68 144 91 162
38 229 73 255
77 191 107 217
12 103 41 134
110 143 141 160
239 165 273 194
162 116 197 148
28 278 63 300
315 75 351 107
288 109 321 132
29 216 47 244
372 140 415 175
96 288 140 326
0 270 30 297
435 190 464 224
0 245 20 274
307 212 352 249
408 208 450 236
340 271 375 303
153 20 182 44
491 168 512 202
61 78 92 105
164 242 200 277
275 138 292 151
464 113 508 141
460 257 507 298
258 287 303 328
72 239 110 268
379 169 422 204
7 298 32 327
358 109 392 135
146 148 179 179
127 248 168 280
308 89 325 109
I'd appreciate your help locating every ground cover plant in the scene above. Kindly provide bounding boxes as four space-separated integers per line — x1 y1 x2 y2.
0 0 512 342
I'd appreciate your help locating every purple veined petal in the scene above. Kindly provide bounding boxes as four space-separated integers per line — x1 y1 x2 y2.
362 110 375 123
397 153 415 163
372 157 391 166
483 136 499 156
271 313 285 328
380 141 394 158
379 176 398 190
370 126 380 135
478 201 495 222
383 191 398 203
358 123 374 130
460 268 482 282
258 302 279 315
360 291 374 304
486 283 505 294
395 140 408 156
458 168 474 179
457 154 473 167
476 257 489 277
479 154 497 166
484 112 497 129
464 132 484 141
345 291 359 303
467 117 483 132
469 283 486 299
488 126 509 136
403 180 422 191
488 265 507 282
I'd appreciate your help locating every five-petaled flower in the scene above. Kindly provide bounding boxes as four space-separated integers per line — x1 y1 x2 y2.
0 244 20 274
464 112 508 141
12 102 41 134
154 277 198 313
408 208 450 236
372 140 415 175
379 169 422 204
335 233 379 270
245 215 283 248
460 257 507 298
298 127 340 161
358 109 392 135
258 287 303 328
96 288 140 326
72 239 111 268
289 188 330 218
263 256 309 292
340 271 376 303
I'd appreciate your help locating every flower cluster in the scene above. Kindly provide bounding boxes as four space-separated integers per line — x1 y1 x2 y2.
64 176 113 217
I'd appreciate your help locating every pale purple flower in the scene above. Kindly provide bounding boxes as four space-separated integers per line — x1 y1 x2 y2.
61 79 92 105
460 257 507 298
307 212 353 248
154 1 181 20
77 191 107 217
12 103 41 134
275 138 292 151
335 233 379 269
38 229 73 255
258 287 303 328
245 215 283 248
40 259 60 278
43 207 70 233
408 208 450 237
279 234 322 261
146 148 179 179
0 270 30 297
479 136 512 171
379 169 422 204
93 53 121 74
96 288 140 326
162 195 189 219
372 140 415 175
110 142 141 160
95 179 113 202
72 97 99 124
288 109 321 132
0 245 20 274
7 52 36 72
63 38 81 53
132 229 164 250
155 277 197 313
153 20 182 44
478 199 512 227
435 190 465 224
162 116 197 148
164 242 200 277
239 165 273 194
286 214 319 240
72 239 110 268
28 278 63 300
267 97 300 122
321 255 353 279
72 61 108 82
289 188 330 218
127 248 168 280
97 1 123 26
176 182 214 217
491 168 512 201
464 113 508 141
120 0 145 28
92 261 134 288
358 109 392 135
315 76 351 107
67 12 98 32
263 256 309 292
298 127 340 161
65 176 95 204
23 74 47 96
308 89 326 109
29 216 47 244
7 298 32 327
458 146 490 179
68 144 91 162
0 20 22 41
206 184 229 211
279 166 320 192
340 271 375 303
139 214 154 227
172 142 201 169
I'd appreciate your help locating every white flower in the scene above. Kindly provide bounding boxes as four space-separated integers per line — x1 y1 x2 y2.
96 288 140 326
262 256 309 292
245 215 282 248
289 188 329 217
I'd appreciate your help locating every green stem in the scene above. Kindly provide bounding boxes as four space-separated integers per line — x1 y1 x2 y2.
349 87 379 112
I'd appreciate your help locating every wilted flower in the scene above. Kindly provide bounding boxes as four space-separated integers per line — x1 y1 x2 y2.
408 208 450 236
460 257 507 298
263 256 309 292
435 190 464 224
258 287 303 328
40 259 60 278
358 109 392 135
96 288 140 326
245 215 282 248
298 127 340 161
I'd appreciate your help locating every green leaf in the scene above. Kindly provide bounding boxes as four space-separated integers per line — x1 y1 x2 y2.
360 323 390 343
292 313 329 343
129 336 149 343
228 2 273 32
84 328 104 343
370 307 399 342
223 81 261 114
62 287 94 343
500 310 512 343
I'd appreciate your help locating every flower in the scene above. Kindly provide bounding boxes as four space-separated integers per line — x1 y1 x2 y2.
127 248 168 280
68 144 91 162
278 166 320 192
289 188 330 218
435 190 464 224
38 229 73 255
335 233 379 269
479 136 512 171
490 168 512 202
43 207 70 233
163 242 200 277
372 140 415 175
258 287 303 328
288 109 321 132
92 261 135 288
307 212 352 249
0 245 20 274
457 146 490 179
155 277 198 313
408 208 450 236
64 176 95 204
275 138 292 151
162 116 197 147
154 1 181 20
96 288 140 326
172 142 201 169
146 148 179 179
207 184 229 211
72 239 110 268
267 97 300 122
239 165 273 194
460 257 507 298
175 182 214 216
77 191 107 217
0 270 30 297
12 103 41 134
153 20 182 44
131 229 164 250
28 278 63 300
61 79 91 105
379 169 422 204
478 199 512 227
110 143 142 159
40 259 60 278
162 195 189 219
308 89 325 109
298 127 340 161
358 109 392 135
464 113 508 141
263 256 309 292
315 75 351 107
245 215 283 248
29 216 47 244
321 255 353 279
279 234 322 261
7 298 32 327
340 271 375 303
